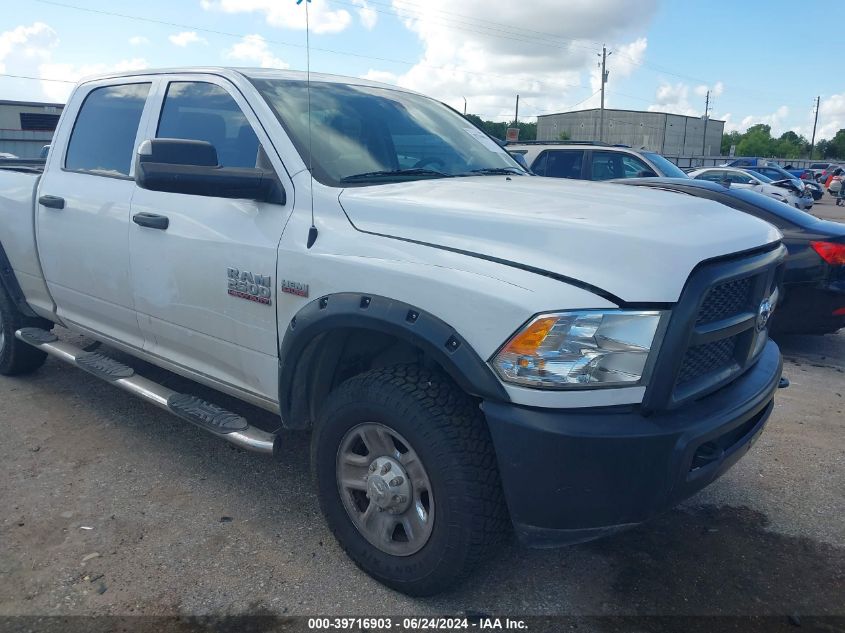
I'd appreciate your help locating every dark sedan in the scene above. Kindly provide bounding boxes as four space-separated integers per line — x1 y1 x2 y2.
615 178 845 335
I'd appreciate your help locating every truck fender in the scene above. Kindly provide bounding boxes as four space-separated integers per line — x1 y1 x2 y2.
278 292 509 429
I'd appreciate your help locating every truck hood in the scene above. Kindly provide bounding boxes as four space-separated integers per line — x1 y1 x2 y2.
338 176 782 303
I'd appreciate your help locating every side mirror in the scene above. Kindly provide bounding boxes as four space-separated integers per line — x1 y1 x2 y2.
135 139 285 204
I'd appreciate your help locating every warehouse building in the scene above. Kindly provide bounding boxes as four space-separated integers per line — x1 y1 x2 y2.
536 108 725 157
0 100 64 159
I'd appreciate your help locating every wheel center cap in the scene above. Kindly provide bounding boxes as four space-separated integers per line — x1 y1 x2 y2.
365 456 412 513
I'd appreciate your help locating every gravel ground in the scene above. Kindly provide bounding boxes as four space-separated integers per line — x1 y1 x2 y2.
1 197 843 623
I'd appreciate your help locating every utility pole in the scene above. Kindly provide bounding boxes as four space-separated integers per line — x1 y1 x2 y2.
463 96 467 116
701 90 710 156
810 96 820 159
514 94 519 126
598 46 611 142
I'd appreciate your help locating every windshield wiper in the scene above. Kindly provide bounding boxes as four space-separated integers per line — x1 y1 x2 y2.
340 168 453 183
458 167 525 176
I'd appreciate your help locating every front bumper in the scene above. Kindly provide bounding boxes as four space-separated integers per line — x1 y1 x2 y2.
482 340 782 548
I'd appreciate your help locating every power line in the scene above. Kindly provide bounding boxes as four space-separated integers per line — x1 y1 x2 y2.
0 71 75 84
33 0 582 87
328 0 601 54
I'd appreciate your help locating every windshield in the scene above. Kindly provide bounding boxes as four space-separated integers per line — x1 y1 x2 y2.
642 152 688 178
250 79 523 186
760 166 794 181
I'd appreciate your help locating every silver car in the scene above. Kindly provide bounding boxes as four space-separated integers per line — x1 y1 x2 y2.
688 167 812 211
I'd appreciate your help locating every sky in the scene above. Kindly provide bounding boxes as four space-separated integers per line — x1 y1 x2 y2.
2 0 844 141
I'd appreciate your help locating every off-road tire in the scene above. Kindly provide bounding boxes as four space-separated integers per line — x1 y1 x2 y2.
312 364 510 596
0 284 49 375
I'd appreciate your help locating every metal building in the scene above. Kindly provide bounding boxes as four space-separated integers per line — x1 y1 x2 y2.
536 108 725 157
0 100 64 159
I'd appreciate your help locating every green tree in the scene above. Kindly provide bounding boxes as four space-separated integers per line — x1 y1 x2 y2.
721 131 742 154
828 129 845 160
736 124 775 157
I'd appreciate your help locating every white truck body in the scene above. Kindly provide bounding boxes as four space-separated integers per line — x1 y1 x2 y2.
0 67 786 595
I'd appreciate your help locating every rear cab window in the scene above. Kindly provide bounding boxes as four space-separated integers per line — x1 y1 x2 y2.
64 83 151 177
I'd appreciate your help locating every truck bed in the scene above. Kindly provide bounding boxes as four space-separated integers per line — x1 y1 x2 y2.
0 167 53 318
0 158 46 174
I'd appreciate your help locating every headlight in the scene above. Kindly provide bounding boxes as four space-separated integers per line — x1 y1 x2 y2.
491 310 665 389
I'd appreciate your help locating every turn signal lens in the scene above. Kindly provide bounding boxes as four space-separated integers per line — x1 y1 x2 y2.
501 316 558 355
811 241 845 266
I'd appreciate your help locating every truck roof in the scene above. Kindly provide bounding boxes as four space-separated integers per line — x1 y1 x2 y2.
75 66 418 95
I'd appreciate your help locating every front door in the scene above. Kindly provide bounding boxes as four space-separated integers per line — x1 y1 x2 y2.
37 80 153 347
129 77 291 404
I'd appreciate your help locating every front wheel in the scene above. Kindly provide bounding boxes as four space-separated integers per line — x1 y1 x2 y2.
312 364 509 596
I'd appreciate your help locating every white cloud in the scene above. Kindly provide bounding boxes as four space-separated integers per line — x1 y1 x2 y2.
39 58 149 101
169 31 207 47
724 105 790 136
363 0 657 121
817 94 845 140
200 0 352 34
0 23 146 103
0 22 57 75
224 34 289 69
648 80 725 118
352 0 378 29
128 35 149 46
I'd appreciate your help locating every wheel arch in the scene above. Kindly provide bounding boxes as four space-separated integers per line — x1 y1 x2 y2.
278 292 509 429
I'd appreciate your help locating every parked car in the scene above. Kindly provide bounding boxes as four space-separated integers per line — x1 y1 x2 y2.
803 179 825 201
0 68 787 595
506 142 690 181
0 152 18 159
688 167 810 210
616 178 845 335
809 162 838 182
744 164 814 209
821 165 844 194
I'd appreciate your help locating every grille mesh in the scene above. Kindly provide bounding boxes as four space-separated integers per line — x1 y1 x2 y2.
696 277 753 325
677 337 738 385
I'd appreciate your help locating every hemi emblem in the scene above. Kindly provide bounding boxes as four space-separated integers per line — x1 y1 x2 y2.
281 280 309 298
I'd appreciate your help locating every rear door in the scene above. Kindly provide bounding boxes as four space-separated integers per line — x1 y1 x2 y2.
129 75 292 405
37 79 154 346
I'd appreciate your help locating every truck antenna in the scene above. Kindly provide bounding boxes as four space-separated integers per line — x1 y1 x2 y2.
301 0 318 248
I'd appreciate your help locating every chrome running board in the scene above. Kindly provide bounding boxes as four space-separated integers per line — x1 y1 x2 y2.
15 328 277 455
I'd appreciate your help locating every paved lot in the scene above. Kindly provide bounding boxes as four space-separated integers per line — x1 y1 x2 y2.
1 196 843 621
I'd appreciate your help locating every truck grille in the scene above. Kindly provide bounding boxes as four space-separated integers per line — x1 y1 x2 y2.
643 244 786 410
695 277 753 325
676 337 738 386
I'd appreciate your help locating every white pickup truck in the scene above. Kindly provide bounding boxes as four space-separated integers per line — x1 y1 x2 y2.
0 68 786 596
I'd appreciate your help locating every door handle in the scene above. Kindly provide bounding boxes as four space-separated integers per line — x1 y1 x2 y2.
132 212 169 230
38 195 65 209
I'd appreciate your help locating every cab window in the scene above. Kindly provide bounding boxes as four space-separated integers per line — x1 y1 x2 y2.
157 82 261 168
65 83 151 176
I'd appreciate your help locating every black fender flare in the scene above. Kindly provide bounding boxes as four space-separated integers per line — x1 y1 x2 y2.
0 240 40 319
278 292 510 428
